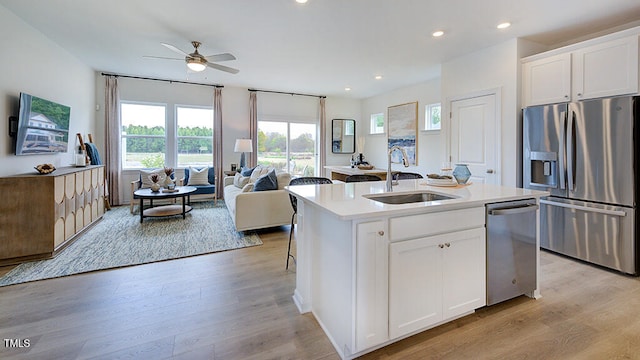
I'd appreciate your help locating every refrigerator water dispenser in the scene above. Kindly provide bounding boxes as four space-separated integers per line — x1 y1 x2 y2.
529 151 557 187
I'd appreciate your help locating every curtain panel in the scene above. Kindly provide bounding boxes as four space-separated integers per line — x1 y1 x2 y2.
249 91 258 168
319 97 327 173
104 76 121 206
214 87 224 198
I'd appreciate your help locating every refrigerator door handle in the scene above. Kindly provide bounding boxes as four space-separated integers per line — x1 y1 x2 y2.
540 199 627 217
558 111 566 190
566 111 576 191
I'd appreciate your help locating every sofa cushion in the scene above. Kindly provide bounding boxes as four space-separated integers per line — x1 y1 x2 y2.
276 172 292 190
187 166 209 185
242 183 254 192
233 173 251 188
253 169 278 191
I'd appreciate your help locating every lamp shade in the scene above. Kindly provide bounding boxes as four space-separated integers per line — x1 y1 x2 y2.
234 139 253 153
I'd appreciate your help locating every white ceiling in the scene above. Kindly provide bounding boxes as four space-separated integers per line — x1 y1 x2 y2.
2 0 640 99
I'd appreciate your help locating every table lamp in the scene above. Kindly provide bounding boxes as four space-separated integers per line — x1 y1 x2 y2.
234 138 253 169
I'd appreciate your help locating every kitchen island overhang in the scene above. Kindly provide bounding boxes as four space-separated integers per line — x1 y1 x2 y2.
286 179 549 359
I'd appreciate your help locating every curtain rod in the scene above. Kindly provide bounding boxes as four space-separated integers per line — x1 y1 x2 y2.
100 72 223 88
249 88 326 99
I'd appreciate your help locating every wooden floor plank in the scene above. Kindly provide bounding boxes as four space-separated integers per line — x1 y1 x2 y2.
1 224 640 359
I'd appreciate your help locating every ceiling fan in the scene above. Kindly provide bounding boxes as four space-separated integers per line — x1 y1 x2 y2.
146 41 239 74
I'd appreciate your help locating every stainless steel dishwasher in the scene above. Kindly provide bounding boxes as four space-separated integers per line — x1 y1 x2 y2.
486 199 538 306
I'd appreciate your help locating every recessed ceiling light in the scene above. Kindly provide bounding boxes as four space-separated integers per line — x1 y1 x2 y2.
375 75 383 80
296 0 308 3
345 87 352 91
497 22 511 29
432 30 444 37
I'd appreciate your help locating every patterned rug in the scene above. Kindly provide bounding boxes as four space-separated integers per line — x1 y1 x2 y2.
0 202 262 287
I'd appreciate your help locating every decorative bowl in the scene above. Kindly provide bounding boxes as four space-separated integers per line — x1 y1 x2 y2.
34 163 56 174
357 164 374 170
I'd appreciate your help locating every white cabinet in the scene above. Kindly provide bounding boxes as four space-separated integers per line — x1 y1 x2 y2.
522 35 639 107
572 36 639 100
522 53 571 106
389 228 486 339
354 220 388 352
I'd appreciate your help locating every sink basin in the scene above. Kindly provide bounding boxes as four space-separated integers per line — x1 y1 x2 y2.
364 191 456 204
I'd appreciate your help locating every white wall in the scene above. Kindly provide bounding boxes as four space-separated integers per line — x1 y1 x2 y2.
442 39 519 186
0 5 95 177
360 79 442 176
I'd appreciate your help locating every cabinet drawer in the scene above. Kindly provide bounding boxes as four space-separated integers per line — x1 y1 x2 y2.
389 207 485 241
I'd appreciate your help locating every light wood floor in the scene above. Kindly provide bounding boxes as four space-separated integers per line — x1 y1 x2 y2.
1 226 640 359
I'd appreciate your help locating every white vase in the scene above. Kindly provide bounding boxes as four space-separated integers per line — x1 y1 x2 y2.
163 175 173 188
150 183 161 192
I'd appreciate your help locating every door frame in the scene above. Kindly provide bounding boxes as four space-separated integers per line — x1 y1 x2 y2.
445 87 502 184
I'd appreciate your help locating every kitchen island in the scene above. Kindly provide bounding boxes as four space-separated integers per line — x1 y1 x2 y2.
285 179 548 359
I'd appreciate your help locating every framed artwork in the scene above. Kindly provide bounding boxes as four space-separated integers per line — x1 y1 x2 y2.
387 101 418 165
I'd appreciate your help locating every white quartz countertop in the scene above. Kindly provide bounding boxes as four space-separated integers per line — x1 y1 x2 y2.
286 179 549 220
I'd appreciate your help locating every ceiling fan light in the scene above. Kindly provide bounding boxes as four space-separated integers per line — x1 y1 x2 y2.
186 58 207 72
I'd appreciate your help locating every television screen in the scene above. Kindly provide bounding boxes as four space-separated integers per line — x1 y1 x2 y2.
15 93 70 155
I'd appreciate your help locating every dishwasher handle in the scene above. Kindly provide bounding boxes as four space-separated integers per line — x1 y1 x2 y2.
488 204 539 216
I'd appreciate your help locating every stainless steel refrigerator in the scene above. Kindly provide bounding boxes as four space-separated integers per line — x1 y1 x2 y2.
523 95 638 275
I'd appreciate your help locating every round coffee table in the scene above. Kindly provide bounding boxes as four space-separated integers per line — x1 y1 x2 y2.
133 186 197 223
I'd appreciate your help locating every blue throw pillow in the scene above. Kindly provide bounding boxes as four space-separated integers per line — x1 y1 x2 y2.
240 166 256 176
252 169 278 191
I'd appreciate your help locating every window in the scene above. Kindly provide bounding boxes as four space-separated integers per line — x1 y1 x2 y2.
370 113 385 134
425 103 441 131
121 102 166 169
257 120 317 176
176 106 213 168
120 102 213 169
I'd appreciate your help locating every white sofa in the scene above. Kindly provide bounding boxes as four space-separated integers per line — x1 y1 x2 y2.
223 166 293 231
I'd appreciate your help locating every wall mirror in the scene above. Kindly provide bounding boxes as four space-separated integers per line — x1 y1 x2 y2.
332 119 356 154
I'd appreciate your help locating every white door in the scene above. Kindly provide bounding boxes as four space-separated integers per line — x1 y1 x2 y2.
450 93 498 184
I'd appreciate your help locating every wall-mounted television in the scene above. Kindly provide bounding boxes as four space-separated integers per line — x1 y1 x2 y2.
13 93 70 155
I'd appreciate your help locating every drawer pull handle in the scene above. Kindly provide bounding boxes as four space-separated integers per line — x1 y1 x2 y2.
439 244 445 248
378 230 385 236
445 243 451 248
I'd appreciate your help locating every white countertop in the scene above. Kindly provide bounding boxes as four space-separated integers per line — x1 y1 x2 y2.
286 179 549 220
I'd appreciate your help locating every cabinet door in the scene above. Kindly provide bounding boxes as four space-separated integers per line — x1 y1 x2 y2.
355 220 388 351
389 236 442 339
442 228 486 319
522 53 571 106
572 36 639 100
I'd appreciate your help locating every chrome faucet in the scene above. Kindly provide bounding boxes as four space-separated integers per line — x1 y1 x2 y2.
387 145 410 192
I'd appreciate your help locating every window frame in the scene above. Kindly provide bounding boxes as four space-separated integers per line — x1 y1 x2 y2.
370 112 385 135
120 101 168 170
119 101 214 170
257 117 319 176
424 103 442 131
175 104 214 168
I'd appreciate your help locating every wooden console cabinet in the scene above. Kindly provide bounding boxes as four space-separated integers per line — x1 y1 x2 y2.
0 165 105 265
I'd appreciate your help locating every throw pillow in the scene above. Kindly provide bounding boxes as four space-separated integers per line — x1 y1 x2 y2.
241 183 254 192
140 169 164 189
240 166 256 176
233 173 251 189
187 167 209 185
253 169 278 191
250 165 271 182
276 172 292 190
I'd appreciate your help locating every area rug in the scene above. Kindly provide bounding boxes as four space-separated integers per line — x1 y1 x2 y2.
0 202 262 287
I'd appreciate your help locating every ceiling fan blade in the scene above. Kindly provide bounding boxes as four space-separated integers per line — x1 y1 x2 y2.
206 61 239 74
161 43 189 56
143 55 183 61
204 53 236 62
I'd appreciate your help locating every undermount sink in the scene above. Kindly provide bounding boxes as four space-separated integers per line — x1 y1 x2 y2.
364 191 457 205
